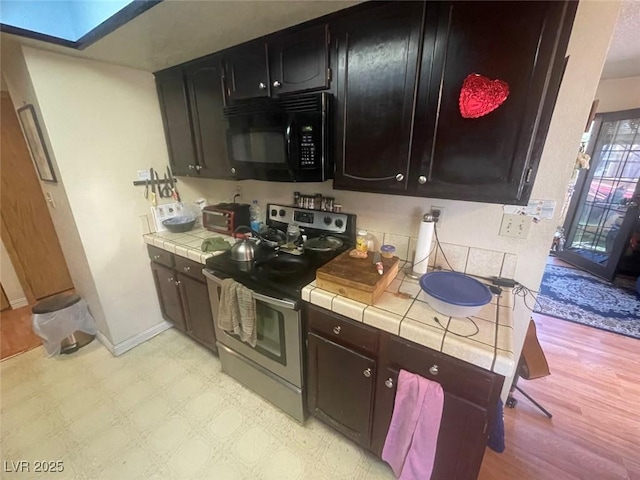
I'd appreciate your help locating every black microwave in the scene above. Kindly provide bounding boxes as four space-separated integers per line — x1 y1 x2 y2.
223 93 332 182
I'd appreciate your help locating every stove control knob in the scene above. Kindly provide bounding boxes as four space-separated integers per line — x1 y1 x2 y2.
279 209 286 217
334 219 344 228
271 209 277 217
324 216 332 225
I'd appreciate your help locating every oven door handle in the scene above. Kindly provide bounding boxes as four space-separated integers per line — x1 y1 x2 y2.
252 291 297 310
203 269 298 311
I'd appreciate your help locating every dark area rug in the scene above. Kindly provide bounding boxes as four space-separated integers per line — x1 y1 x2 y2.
534 264 640 339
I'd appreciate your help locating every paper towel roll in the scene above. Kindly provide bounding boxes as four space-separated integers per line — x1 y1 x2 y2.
412 219 435 276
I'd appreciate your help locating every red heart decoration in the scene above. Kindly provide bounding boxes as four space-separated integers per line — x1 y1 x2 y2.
459 73 509 119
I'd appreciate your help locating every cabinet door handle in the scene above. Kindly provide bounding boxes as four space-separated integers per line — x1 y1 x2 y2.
175 280 181 286
183 266 190 272
231 167 236 174
195 165 202 172
188 164 195 170
429 365 439 376
333 326 341 335
258 82 267 90
363 368 372 378
385 378 394 389
418 175 427 184
395 173 404 182
272 80 282 88
167 277 175 283
153 255 161 260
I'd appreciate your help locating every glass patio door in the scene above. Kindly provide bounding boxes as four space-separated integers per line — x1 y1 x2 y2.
558 109 640 281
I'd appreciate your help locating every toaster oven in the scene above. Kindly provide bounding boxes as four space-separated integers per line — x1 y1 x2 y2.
202 203 251 236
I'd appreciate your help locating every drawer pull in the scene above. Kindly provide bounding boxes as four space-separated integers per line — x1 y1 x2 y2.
385 378 394 389
167 277 175 283
153 255 161 260
175 280 181 286
183 266 190 272
429 365 439 376
333 326 341 335
363 368 371 378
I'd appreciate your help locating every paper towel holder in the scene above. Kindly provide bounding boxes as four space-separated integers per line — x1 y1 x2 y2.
404 213 438 280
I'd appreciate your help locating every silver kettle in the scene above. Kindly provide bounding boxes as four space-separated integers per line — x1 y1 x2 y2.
230 226 255 262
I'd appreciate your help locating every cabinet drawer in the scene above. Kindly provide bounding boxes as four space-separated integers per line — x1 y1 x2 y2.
307 304 378 356
387 335 502 408
174 255 205 283
147 245 174 268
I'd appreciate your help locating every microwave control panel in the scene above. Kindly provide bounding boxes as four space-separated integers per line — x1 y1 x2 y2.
299 125 317 168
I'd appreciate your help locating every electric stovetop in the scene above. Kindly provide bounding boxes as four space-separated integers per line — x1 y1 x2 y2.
205 204 356 302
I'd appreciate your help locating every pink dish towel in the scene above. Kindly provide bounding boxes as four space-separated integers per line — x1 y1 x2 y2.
382 369 445 480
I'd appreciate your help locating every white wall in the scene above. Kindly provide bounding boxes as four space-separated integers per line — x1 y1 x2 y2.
177 0 622 398
595 76 640 113
18 46 173 346
1 41 112 340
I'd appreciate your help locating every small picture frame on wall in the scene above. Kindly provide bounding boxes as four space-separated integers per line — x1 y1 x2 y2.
16 104 57 183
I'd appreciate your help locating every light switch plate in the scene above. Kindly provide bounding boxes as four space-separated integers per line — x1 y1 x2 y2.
499 214 532 239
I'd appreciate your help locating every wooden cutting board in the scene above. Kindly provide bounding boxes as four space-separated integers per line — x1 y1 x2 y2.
316 250 400 305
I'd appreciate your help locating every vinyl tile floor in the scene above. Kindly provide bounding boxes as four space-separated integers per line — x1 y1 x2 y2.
0 328 395 480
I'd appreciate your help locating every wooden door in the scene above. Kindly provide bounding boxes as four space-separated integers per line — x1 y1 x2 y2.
150 262 186 331
1 284 10 311
223 42 270 101
307 332 375 448
177 273 216 351
185 58 235 180
410 1 572 204
332 2 424 193
0 95 73 300
269 24 329 96
155 68 198 176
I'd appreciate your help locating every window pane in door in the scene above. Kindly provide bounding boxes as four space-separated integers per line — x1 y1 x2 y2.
254 301 286 365
566 117 640 267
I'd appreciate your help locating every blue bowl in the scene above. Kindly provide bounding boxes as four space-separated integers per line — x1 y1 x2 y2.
419 271 492 317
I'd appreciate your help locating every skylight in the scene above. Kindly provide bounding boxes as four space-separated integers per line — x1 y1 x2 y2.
0 0 161 49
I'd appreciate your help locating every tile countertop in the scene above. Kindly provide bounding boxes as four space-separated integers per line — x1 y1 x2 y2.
302 263 515 377
143 228 236 264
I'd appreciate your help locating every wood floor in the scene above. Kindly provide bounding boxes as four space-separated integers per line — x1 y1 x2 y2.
0 304 42 360
478 312 640 480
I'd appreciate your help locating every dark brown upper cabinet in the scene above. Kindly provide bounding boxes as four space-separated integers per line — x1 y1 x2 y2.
185 57 235 179
269 24 330 96
332 2 425 193
332 0 575 205
222 24 330 102
155 67 197 177
409 1 574 204
155 56 236 179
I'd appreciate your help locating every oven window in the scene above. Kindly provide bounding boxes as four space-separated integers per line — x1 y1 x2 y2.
230 131 286 165
254 301 287 365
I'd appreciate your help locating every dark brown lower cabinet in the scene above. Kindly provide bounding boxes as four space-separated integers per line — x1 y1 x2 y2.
305 303 504 480
148 246 216 352
307 332 375 448
150 262 186 331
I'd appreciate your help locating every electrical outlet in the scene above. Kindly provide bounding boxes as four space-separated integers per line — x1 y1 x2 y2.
429 206 445 225
499 214 532 239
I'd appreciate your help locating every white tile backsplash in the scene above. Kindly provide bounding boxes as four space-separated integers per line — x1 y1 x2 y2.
466 248 505 278
434 243 469 272
382 233 409 261
366 231 384 253
501 253 518 279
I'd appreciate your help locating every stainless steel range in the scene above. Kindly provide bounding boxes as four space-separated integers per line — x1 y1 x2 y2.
204 204 356 422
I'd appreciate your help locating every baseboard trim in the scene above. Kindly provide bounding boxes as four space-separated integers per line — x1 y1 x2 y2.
104 321 173 356
9 297 29 309
95 331 115 355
